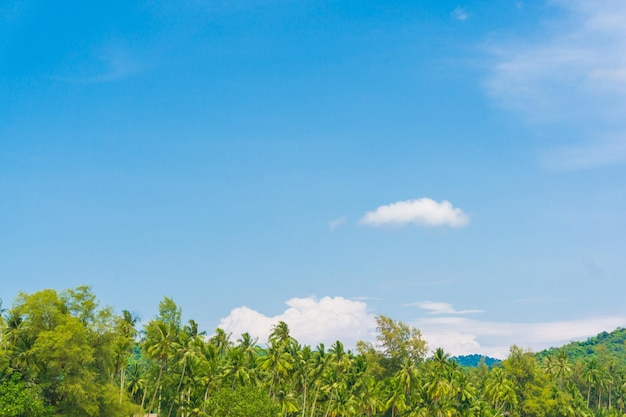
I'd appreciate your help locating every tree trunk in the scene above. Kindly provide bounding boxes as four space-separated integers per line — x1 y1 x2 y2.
141 387 148 411
168 358 187 417
119 367 126 404
309 383 321 417
148 360 166 413
301 383 308 417
323 392 333 417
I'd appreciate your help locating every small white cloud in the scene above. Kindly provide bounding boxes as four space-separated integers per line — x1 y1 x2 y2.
409 301 483 315
329 216 347 232
452 6 469 21
218 296 376 347
359 198 469 228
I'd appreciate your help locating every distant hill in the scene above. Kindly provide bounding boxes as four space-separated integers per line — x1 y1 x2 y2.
452 354 501 367
536 327 626 363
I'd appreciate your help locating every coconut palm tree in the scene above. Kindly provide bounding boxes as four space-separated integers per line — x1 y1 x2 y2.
583 358 603 408
114 309 139 403
259 342 294 399
554 351 573 389
384 378 407 417
308 344 330 417
166 321 206 417
143 319 179 414
484 367 516 416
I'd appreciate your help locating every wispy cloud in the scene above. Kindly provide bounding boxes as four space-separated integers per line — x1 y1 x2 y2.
515 295 555 304
359 198 469 228
408 301 483 315
452 6 469 21
55 40 142 84
540 134 626 170
485 0 626 169
329 216 347 232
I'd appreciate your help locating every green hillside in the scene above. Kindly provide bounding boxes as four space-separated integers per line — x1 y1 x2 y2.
536 327 626 363
452 354 501 367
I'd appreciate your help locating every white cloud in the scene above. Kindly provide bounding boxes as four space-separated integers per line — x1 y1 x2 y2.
452 6 469 21
218 296 376 347
329 216 347 232
486 0 626 169
416 314 626 359
221 297 626 360
409 301 483 315
359 198 469 228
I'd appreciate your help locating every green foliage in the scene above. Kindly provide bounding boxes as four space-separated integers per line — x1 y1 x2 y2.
0 287 138 417
537 327 626 365
453 354 501 368
0 373 51 417
358 315 428 378
206 386 280 417
3 287 626 417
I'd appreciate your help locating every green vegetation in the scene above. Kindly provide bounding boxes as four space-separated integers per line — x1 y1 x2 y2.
2 287 626 417
453 354 500 368
537 328 626 364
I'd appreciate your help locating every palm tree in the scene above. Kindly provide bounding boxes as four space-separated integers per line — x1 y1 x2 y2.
355 375 383 417
167 321 206 417
209 328 231 356
484 367 517 416
126 359 146 404
259 342 293 399
452 369 477 417
309 344 329 417
275 387 299 417
225 347 254 388
323 341 352 417
237 332 259 366
394 358 418 398
583 358 602 408
198 342 223 414
431 348 452 376
554 351 573 389
143 319 179 414
115 309 139 403
270 321 296 351
328 387 357 417
291 344 314 417
385 378 407 417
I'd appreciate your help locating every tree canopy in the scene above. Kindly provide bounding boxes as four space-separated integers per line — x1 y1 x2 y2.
2 287 625 417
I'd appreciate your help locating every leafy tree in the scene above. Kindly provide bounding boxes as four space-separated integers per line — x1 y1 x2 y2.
0 373 50 417
1 287 137 417
360 315 427 376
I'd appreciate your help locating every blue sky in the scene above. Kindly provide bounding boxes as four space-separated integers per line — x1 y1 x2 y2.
2 0 626 357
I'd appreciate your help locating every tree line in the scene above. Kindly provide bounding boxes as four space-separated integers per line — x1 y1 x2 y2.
1 287 625 417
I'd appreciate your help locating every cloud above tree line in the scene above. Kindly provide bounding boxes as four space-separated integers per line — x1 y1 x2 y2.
217 296 626 359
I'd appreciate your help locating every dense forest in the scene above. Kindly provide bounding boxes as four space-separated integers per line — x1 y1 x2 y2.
1 287 625 417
